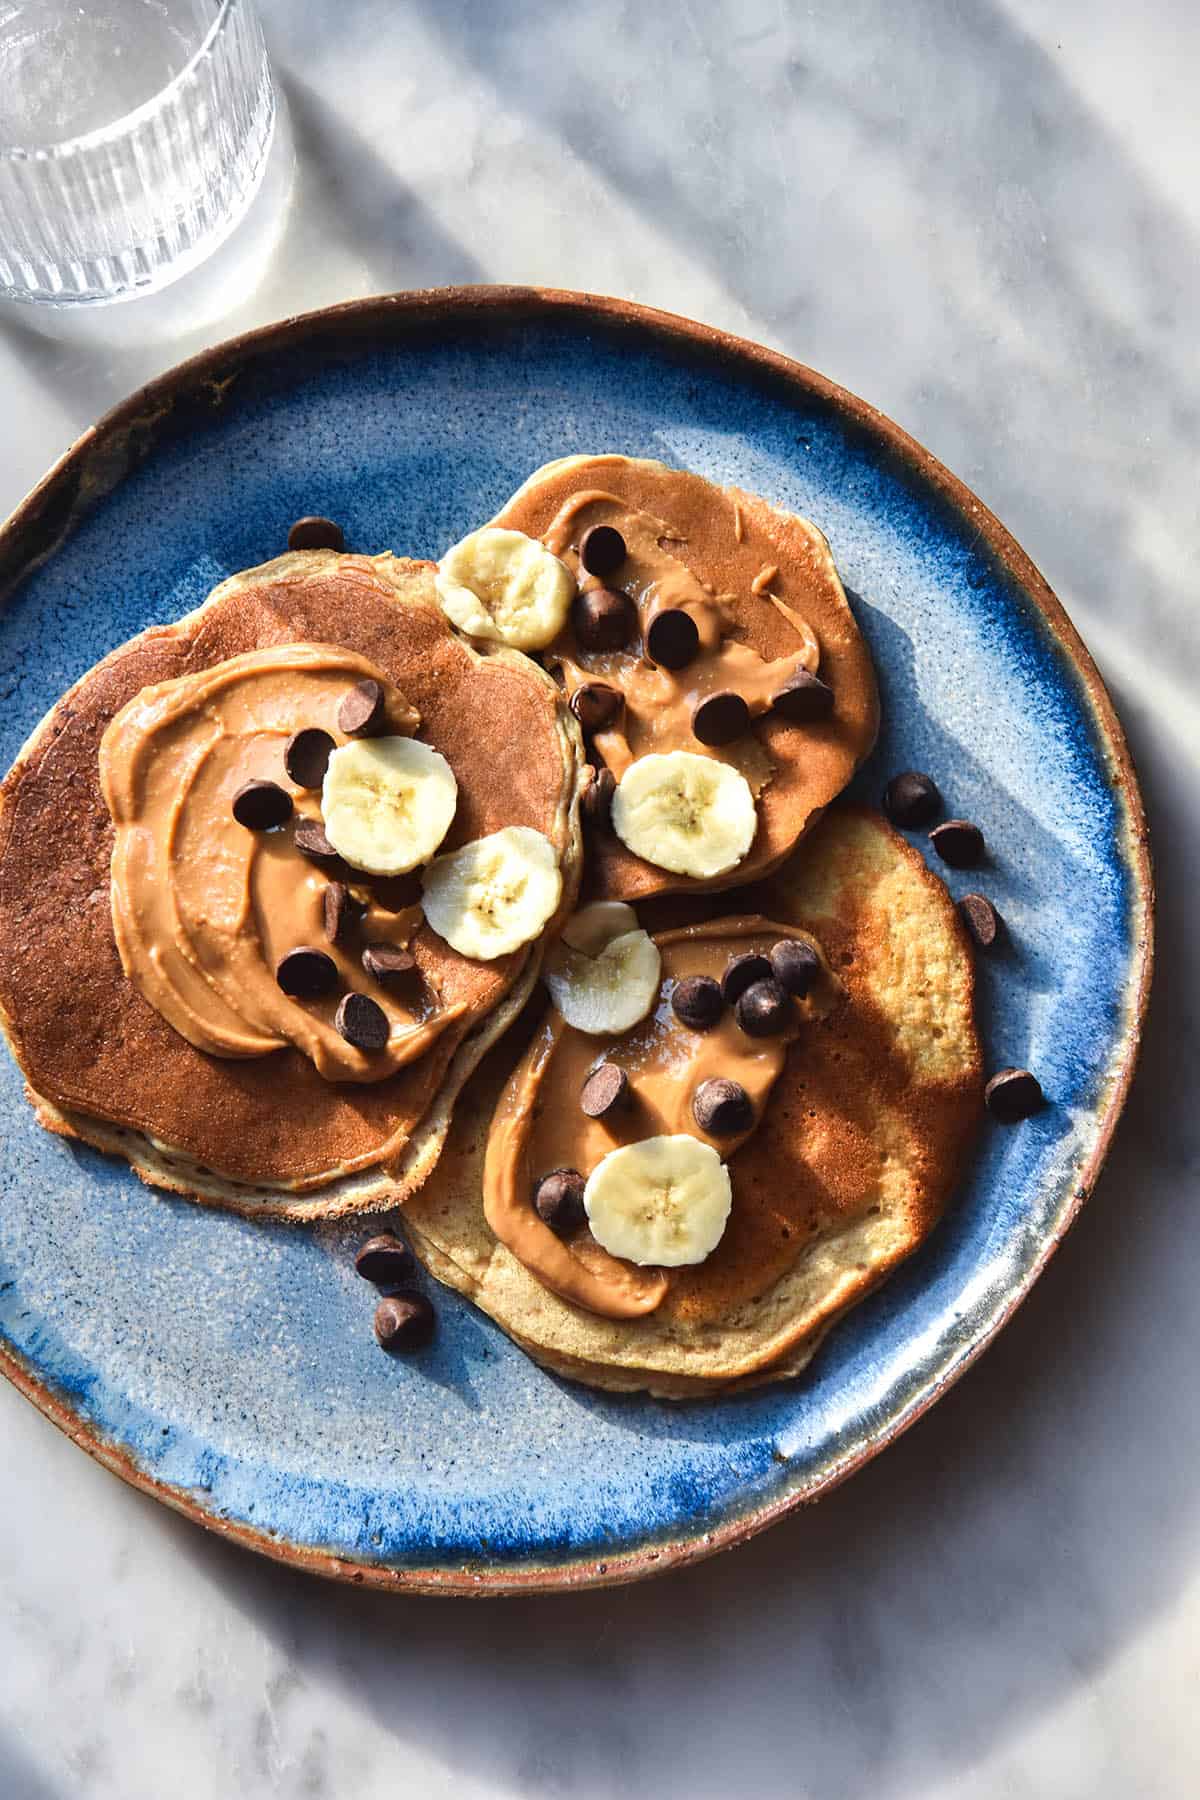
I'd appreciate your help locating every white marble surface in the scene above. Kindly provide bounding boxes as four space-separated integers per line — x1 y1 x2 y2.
1 2 1197 1795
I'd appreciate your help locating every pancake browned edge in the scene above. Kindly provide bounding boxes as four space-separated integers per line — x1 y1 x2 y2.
0 551 585 1222
490 455 880 903
402 808 983 1397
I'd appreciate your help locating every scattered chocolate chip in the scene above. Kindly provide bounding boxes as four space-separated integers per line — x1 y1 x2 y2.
572 586 637 652
335 991 390 1052
645 607 700 671
293 819 341 864
958 893 1001 949
985 1067 1044 1122
721 952 772 1005
930 819 985 868
580 766 616 829
580 1061 630 1120
276 946 338 998
735 976 794 1037
362 941 417 984
692 690 750 746
571 682 624 734
284 727 336 790
338 678 386 737
883 771 941 828
671 974 724 1031
579 524 627 578
232 779 293 831
693 1077 755 1136
323 881 362 946
771 670 834 722
374 1291 436 1351
533 1168 587 1235
355 1232 415 1285
288 515 345 552
770 938 820 998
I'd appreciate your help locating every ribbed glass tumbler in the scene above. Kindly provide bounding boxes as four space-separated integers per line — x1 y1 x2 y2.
0 0 276 304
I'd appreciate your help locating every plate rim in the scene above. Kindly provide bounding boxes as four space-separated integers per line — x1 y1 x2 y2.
0 285 1154 1595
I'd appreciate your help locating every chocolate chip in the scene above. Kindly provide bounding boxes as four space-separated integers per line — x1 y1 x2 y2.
959 893 1001 949
735 976 794 1037
985 1067 1044 1122
533 1168 587 1235
335 991 390 1052
671 974 724 1031
284 727 335 790
374 1291 436 1351
930 819 985 868
338 678 386 737
293 819 341 865
572 586 637 652
645 607 699 671
770 938 820 998
692 691 750 746
580 766 616 829
362 941 417 984
883 771 941 828
771 670 834 722
692 1077 755 1136
288 515 345 552
580 1061 630 1120
570 682 624 734
579 524 627 578
232 779 293 830
323 881 362 945
354 1232 414 1285
276 946 338 998
721 952 772 1005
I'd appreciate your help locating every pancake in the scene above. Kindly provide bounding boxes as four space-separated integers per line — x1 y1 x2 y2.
489 455 880 902
0 551 584 1220
401 808 983 1394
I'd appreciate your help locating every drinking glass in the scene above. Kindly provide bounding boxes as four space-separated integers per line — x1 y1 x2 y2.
0 0 277 305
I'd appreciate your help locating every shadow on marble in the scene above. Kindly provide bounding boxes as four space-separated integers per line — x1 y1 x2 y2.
0 1729 63 1800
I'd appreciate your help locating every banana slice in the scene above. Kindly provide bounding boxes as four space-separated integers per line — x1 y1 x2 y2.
435 527 574 651
421 825 562 961
611 751 757 879
584 1135 732 1267
321 736 457 876
544 903 662 1034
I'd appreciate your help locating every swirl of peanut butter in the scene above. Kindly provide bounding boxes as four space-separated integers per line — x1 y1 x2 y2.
483 917 841 1319
543 491 820 790
100 643 464 1084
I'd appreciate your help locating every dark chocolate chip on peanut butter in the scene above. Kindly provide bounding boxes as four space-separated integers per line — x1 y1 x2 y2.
580 1061 630 1120
645 607 699 671
580 766 616 829
985 1067 1043 1121
930 819 985 868
721 952 772 1005
735 976 794 1037
572 586 636 652
770 938 820 998
374 1291 436 1351
771 670 834 722
883 771 941 828
578 524 627 578
338 678 386 737
232 779 293 830
671 974 724 1030
362 941 417 984
284 727 335 790
571 682 624 734
692 690 750 746
693 1077 754 1136
323 881 362 946
293 819 341 865
958 893 1001 949
534 1168 587 1235
287 515 345 552
335 991 390 1052
276 946 338 998
355 1232 415 1285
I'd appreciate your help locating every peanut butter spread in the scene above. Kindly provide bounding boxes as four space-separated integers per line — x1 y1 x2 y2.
483 918 842 1319
100 643 463 1085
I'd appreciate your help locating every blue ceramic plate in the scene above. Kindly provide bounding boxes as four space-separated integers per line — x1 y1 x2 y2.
0 291 1151 1593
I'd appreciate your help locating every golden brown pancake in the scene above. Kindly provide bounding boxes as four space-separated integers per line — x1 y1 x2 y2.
0 551 584 1219
490 455 880 902
402 808 983 1394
